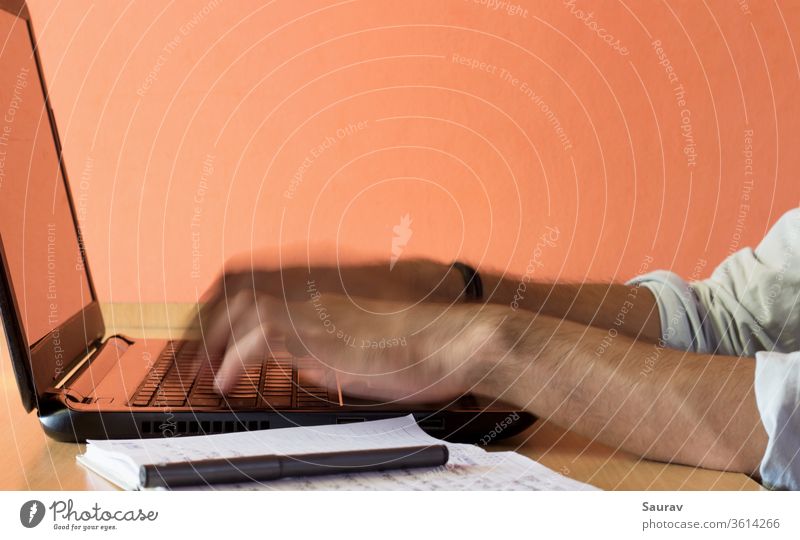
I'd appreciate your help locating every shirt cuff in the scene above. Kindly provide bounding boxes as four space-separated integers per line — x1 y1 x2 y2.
754 350 800 490
627 270 708 353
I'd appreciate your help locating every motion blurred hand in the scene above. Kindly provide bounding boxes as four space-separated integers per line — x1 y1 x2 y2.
189 257 458 352
184 256 484 403
203 291 503 405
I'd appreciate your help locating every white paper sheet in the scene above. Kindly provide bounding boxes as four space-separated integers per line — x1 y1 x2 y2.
79 415 598 491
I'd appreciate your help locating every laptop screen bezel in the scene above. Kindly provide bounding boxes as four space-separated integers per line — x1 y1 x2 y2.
0 0 105 412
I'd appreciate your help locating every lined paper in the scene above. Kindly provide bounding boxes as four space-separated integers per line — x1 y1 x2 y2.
79 415 598 491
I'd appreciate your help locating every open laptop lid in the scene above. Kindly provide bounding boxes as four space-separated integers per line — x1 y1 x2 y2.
0 0 105 412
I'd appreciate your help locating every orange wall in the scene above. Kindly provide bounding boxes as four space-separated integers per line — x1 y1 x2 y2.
25 0 800 303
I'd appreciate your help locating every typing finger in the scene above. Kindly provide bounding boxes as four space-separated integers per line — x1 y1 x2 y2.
214 325 266 394
213 295 279 394
203 289 254 358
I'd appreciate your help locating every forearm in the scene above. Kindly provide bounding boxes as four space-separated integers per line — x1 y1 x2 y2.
263 259 661 342
480 274 662 342
470 307 767 473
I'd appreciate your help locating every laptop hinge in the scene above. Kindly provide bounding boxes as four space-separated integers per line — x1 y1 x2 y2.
43 337 104 404
53 336 133 404
52 340 100 391
43 385 87 404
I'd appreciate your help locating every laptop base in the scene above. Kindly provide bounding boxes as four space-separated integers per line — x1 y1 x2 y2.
38 400 535 444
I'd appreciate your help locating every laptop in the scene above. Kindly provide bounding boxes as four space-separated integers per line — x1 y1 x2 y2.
0 1 533 443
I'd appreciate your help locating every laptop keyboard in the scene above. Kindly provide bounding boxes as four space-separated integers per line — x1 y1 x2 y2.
128 341 336 409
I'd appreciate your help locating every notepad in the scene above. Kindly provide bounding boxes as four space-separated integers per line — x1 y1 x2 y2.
77 415 598 491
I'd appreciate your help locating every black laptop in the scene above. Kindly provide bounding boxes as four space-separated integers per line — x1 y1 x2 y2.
0 1 533 443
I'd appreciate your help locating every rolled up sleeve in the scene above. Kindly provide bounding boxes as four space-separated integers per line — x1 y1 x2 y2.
629 209 800 357
628 270 712 352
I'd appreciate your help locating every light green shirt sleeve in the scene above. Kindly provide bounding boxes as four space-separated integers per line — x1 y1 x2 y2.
630 209 800 357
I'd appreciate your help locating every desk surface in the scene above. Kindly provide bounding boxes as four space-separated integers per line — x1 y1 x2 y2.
0 316 762 491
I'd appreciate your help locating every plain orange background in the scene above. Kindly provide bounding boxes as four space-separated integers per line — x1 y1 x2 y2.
24 0 800 303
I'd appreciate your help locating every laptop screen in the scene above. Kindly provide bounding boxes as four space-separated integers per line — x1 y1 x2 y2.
0 9 92 346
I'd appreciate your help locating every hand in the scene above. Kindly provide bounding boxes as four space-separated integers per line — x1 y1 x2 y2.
188 257 464 360
210 293 505 405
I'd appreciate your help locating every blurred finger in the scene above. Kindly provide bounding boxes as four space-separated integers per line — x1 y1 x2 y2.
203 289 253 357
214 323 268 394
214 296 286 394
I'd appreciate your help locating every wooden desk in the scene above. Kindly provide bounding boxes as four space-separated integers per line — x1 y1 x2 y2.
0 309 762 491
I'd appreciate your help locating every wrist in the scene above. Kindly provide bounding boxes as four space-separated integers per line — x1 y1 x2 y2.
401 304 469 385
405 259 466 302
442 264 469 303
469 306 537 399
451 262 483 303
418 303 521 391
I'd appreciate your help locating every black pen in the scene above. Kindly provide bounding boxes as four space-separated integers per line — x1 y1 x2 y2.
139 444 449 488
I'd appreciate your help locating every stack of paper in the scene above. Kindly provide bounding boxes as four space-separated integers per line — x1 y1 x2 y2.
78 415 598 491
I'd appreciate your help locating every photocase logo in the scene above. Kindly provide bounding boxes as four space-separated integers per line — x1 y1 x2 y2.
20 500 45 528
390 213 413 270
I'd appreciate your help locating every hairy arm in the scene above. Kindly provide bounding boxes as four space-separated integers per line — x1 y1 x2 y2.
481 275 663 342
333 260 665 341
215 258 662 340
211 253 766 473
471 306 767 474
217 288 767 474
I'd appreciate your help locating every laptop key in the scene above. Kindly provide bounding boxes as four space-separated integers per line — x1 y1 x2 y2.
187 397 220 407
224 398 256 408
261 395 291 408
297 369 322 383
160 400 186 407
